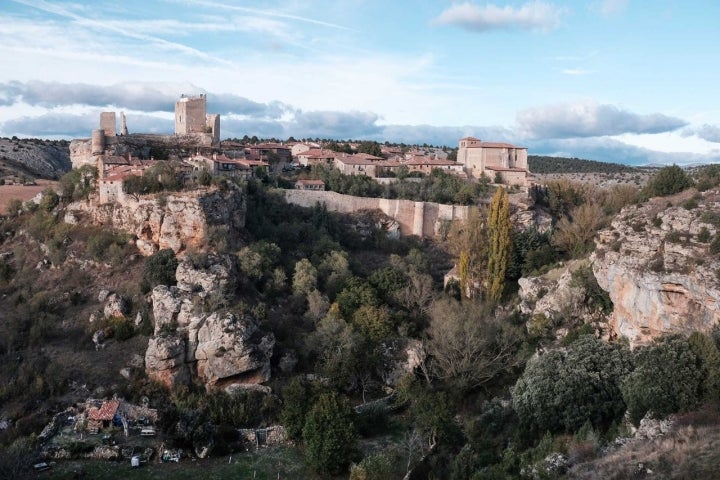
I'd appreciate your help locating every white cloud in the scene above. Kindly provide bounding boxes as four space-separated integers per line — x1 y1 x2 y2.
683 124 720 143
434 1 564 33
562 68 591 75
599 0 629 17
517 101 688 139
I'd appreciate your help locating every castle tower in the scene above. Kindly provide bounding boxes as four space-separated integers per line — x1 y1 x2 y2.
120 112 128 136
100 112 116 136
175 94 207 135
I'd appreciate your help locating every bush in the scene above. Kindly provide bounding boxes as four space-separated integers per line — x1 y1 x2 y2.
302 392 358 475
620 335 702 424
511 335 632 435
642 165 693 197
141 249 178 292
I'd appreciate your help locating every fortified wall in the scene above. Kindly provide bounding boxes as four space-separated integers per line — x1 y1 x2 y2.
281 189 474 238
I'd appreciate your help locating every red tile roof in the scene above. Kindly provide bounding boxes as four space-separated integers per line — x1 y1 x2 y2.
87 400 120 421
295 179 325 186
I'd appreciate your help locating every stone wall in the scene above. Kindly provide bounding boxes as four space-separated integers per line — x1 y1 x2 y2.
281 189 473 238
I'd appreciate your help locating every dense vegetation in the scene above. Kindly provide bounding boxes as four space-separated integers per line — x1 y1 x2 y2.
3 161 720 479
528 155 636 174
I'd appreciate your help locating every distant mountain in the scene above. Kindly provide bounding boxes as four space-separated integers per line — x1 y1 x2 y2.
529 155 636 174
0 137 71 180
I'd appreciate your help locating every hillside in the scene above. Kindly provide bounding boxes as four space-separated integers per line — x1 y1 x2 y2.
0 137 71 180
529 155 636 174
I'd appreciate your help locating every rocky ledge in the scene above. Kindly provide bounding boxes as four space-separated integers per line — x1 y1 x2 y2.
591 189 720 347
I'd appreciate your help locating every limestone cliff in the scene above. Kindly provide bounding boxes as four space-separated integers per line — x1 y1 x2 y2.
145 256 274 392
64 187 245 256
591 189 720 347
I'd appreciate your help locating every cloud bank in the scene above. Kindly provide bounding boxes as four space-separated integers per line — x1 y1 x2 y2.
517 101 687 139
435 1 563 33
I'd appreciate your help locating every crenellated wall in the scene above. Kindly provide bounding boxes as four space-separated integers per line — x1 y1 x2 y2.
281 189 474 238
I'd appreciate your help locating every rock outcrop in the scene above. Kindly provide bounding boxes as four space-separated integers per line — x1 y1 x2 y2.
145 255 274 391
591 189 720 347
65 188 245 256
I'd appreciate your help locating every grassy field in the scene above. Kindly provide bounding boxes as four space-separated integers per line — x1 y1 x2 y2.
40 447 318 480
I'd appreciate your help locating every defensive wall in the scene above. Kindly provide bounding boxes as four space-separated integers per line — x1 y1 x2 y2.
281 189 474 238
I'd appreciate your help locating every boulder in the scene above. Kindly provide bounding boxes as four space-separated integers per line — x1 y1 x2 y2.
104 293 129 318
175 254 234 295
194 312 274 389
145 336 189 388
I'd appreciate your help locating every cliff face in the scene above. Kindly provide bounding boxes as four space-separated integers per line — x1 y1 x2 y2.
591 189 720 347
64 187 245 256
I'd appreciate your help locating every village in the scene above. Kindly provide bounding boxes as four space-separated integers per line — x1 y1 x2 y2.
67 95 531 204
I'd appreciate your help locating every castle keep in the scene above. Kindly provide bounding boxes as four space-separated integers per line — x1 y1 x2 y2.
175 94 220 142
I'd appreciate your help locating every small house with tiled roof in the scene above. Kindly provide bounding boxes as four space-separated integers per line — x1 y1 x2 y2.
295 148 337 167
457 137 529 186
295 179 325 191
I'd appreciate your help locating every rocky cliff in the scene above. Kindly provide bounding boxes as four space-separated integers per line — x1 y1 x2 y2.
0 137 71 179
64 187 245 256
591 189 720 347
145 255 274 392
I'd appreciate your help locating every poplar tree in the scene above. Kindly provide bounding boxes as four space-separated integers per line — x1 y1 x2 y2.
487 187 511 303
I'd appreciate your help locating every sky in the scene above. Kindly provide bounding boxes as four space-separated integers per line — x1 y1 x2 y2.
1 0 719 165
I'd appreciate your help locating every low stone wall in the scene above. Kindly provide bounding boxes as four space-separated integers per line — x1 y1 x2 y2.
281 189 473 238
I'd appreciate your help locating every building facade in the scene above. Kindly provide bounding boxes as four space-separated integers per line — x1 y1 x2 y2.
456 137 529 186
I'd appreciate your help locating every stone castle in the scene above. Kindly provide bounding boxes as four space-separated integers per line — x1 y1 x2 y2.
69 94 221 170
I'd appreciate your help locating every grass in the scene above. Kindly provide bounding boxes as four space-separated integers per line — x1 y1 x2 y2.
41 447 318 480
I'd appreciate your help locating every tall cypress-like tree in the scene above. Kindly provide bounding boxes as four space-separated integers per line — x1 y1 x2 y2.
487 187 511 303
303 392 358 475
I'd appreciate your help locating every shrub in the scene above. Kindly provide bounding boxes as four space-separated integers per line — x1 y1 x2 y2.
141 248 178 292
698 227 712 243
642 165 693 198
711 235 720 255
683 198 699 210
511 335 632 435
621 335 702 424
302 392 358 475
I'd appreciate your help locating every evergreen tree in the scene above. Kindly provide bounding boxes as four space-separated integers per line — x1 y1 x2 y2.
303 392 358 475
487 188 511 303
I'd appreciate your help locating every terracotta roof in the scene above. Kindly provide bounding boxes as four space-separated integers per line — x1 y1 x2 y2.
296 148 336 158
460 136 480 141
466 141 527 149
405 156 461 167
353 153 383 160
88 400 120 421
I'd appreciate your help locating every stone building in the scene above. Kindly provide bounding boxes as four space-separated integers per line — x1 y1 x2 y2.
456 137 529 186
174 94 220 142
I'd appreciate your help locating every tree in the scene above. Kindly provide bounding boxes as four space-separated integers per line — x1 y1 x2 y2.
141 248 178 292
292 258 317 297
552 202 606 258
487 187 511 302
303 392 358 475
511 335 632 435
449 210 488 299
280 378 316 441
425 299 523 391
688 331 720 402
642 164 693 197
620 335 702 424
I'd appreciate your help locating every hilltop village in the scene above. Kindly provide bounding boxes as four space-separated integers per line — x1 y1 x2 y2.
4 95 720 480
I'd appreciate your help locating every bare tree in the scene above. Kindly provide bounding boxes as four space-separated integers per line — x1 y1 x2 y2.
425 298 523 391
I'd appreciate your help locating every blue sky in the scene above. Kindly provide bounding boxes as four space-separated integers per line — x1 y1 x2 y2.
1 0 719 165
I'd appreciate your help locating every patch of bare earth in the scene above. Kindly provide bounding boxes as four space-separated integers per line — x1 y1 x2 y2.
0 180 58 212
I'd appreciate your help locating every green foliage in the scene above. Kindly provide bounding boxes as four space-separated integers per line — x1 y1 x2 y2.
86 230 129 262
487 188 511 302
528 156 634 174
280 378 317 441
350 449 402 480
698 227 711 243
292 258 317 297
570 264 613 313
688 332 720 402
693 163 720 191
710 235 720 255
356 140 383 157
39 187 58 212
141 248 178 292
123 161 183 195
512 335 632 435
336 276 379 318
642 164 693 198
302 392 358 475
507 228 556 280
59 164 98 202
621 335 702 424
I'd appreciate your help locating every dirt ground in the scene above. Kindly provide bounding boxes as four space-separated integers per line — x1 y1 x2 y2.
0 180 58 213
